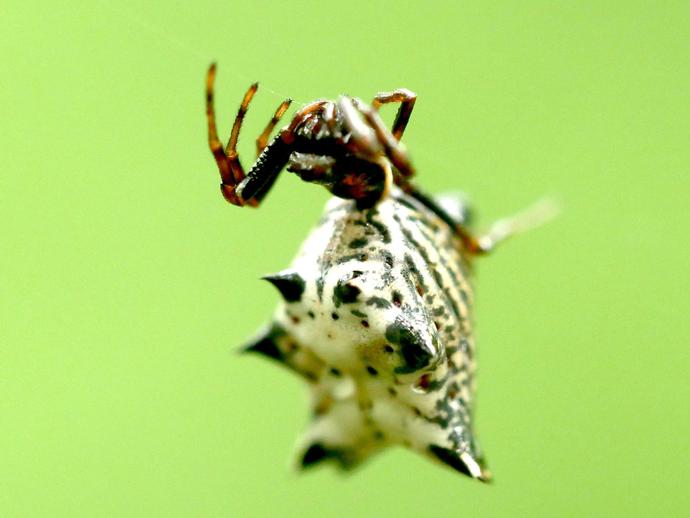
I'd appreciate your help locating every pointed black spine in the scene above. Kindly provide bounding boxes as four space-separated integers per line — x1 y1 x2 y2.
300 443 332 469
428 445 491 483
262 270 305 302
241 322 286 361
300 443 354 471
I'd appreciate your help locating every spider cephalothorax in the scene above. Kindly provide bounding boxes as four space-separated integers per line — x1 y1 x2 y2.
205 64 551 482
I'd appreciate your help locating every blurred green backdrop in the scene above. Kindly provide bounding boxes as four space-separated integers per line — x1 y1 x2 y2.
2 1 688 516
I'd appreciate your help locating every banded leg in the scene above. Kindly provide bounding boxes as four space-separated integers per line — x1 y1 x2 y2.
205 64 257 206
371 88 417 141
256 98 292 157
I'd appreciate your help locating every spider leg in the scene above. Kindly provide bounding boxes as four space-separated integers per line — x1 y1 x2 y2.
206 64 237 202
205 64 258 206
337 96 382 154
344 96 416 180
225 82 257 181
459 198 560 255
256 98 292 157
371 88 417 141
236 101 328 203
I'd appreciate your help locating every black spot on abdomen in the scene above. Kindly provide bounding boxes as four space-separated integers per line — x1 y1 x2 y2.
333 281 361 307
385 318 433 374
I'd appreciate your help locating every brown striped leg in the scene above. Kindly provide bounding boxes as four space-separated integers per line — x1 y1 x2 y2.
256 98 292 157
206 64 238 203
224 82 257 183
371 89 417 141
205 64 260 206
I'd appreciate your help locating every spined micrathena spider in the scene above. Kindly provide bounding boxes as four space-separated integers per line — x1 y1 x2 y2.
205 63 552 482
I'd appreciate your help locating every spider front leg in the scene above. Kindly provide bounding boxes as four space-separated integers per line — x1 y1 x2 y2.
371 88 417 141
236 101 327 203
206 64 292 207
206 64 256 206
256 98 292 157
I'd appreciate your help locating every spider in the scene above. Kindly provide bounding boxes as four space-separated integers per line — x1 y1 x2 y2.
203 64 556 482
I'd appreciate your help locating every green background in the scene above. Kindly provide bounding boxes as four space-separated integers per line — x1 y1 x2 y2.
2 1 688 516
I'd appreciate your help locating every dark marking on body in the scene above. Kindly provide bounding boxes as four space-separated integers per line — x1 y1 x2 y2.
401 227 432 264
333 281 361 306
348 237 368 249
395 194 424 214
417 224 462 286
446 428 471 453
435 395 468 430
335 253 368 264
351 308 367 318
391 290 403 307
365 208 390 243
316 277 325 301
366 365 378 376
382 250 394 269
426 413 451 428
432 306 446 317
386 318 433 374
426 374 448 392
431 268 444 288
366 296 391 309
415 373 431 391
447 382 460 399
444 288 461 319
404 254 428 293
460 289 469 306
